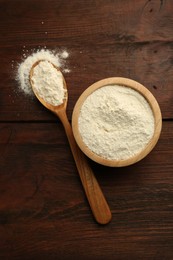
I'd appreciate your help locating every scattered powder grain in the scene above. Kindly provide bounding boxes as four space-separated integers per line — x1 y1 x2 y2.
16 49 70 95
78 85 155 160
61 50 69 59
63 68 71 73
31 60 66 106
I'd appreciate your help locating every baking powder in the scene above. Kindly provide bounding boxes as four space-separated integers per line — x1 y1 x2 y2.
31 60 66 106
16 49 70 95
78 85 155 160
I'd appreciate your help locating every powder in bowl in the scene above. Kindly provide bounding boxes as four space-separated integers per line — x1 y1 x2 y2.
78 85 155 161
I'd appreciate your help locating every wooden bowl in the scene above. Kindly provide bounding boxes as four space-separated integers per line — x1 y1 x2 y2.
72 77 162 167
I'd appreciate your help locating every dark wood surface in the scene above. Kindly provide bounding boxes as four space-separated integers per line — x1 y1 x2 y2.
0 0 173 259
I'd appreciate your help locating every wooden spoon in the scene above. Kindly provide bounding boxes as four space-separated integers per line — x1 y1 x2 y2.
30 60 112 224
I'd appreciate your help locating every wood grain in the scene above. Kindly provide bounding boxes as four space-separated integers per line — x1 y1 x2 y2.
0 0 173 121
0 0 173 259
0 121 173 259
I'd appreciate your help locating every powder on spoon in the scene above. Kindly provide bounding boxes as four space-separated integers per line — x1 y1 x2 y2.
16 49 70 96
31 60 66 106
78 85 155 161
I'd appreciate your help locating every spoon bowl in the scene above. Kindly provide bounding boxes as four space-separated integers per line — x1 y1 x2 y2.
30 60 112 224
30 60 68 112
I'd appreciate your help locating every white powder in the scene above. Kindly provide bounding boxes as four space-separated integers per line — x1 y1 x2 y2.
31 60 66 106
61 50 69 59
78 85 155 160
16 49 70 95
63 68 71 73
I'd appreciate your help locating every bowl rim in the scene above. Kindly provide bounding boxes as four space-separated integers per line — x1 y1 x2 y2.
72 77 162 167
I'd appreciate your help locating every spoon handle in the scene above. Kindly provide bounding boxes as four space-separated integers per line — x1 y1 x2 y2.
57 110 112 224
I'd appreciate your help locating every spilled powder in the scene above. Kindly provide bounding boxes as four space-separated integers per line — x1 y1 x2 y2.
60 50 69 59
16 49 70 95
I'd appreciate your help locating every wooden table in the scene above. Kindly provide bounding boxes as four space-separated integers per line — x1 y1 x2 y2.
1 0 173 259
